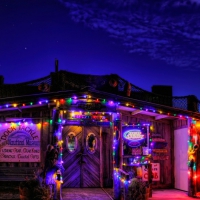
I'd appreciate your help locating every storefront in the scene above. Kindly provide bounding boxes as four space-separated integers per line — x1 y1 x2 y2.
0 69 200 199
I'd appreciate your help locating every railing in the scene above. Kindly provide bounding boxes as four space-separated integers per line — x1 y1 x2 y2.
0 71 200 113
118 76 200 112
114 168 129 200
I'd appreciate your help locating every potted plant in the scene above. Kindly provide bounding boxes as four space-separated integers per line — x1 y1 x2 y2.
19 171 51 200
127 178 149 200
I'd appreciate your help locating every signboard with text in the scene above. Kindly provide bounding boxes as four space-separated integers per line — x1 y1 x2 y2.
0 123 41 162
142 163 160 181
122 126 147 147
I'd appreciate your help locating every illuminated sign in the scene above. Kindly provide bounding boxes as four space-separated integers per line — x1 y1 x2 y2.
123 128 145 147
123 129 144 141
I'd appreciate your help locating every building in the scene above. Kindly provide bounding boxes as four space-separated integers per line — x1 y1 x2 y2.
0 66 200 199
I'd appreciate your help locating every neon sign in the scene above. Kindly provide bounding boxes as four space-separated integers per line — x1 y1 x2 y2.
123 129 144 141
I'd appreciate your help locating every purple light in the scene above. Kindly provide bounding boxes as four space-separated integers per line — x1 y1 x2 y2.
108 101 115 106
39 101 42 104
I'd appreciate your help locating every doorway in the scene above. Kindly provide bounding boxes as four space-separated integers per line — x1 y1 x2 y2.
62 126 100 188
174 128 188 191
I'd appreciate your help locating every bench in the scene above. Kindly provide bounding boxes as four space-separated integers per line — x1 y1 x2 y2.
0 167 37 181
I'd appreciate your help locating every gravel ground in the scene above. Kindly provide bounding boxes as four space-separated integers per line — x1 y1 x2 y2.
0 181 114 200
0 182 20 200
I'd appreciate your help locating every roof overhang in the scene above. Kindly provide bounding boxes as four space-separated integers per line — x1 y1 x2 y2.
117 105 185 120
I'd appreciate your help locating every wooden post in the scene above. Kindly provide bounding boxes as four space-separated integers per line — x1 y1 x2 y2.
188 119 197 197
113 113 121 200
53 108 63 200
114 169 121 200
123 174 129 200
148 163 152 197
100 126 103 187
188 159 195 197
55 179 63 200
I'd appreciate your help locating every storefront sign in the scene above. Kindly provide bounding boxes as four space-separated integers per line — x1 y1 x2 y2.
0 123 41 162
123 129 144 140
142 163 160 181
123 128 145 147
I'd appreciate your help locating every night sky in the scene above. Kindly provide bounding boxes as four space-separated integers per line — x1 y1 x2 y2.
1 0 200 98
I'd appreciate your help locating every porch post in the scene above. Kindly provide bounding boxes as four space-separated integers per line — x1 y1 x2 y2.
113 113 121 200
52 106 63 200
188 118 197 197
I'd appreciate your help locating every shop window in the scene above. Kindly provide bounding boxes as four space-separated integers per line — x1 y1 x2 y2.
66 132 77 153
86 133 97 154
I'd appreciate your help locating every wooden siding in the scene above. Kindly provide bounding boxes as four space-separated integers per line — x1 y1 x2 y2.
121 112 174 189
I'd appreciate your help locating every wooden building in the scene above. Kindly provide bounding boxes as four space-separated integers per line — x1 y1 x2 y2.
0 67 200 199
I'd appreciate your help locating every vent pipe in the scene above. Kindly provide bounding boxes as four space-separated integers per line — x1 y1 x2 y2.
0 75 4 85
55 59 59 72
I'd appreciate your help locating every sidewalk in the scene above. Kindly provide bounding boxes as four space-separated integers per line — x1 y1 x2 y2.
149 189 196 200
0 185 198 200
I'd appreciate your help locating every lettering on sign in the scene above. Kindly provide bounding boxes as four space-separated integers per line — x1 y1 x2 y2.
123 129 144 141
0 124 41 162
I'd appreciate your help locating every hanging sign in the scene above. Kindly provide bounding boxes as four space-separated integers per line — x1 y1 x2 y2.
0 123 41 162
142 163 160 181
123 128 145 147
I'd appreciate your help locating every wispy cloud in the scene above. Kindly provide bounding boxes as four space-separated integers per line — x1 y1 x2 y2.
59 0 200 69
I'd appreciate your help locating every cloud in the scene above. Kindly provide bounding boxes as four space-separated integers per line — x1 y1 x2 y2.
59 0 200 69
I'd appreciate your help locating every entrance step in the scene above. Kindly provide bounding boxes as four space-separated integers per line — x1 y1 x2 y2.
62 188 113 200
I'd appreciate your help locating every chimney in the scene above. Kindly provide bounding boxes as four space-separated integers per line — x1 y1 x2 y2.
55 59 59 73
0 75 4 86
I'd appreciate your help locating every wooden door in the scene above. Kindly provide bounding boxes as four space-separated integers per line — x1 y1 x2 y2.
62 126 100 188
82 126 100 187
174 128 188 191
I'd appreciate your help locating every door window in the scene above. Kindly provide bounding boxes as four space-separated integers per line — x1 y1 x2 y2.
86 132 97 154
66 132 77 153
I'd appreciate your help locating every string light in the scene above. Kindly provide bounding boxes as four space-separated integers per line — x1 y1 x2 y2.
0 94 197 120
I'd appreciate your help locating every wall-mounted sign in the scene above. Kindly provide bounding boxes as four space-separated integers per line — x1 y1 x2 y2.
142 163 160 181
123 127 145 147
0 123 41 162
123 129 144 140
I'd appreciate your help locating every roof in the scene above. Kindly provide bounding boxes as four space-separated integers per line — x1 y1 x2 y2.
0 70 200 119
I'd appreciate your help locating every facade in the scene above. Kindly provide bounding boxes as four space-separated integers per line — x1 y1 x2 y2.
0 68 200 199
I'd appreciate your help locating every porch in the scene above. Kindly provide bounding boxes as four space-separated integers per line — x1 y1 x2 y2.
0 185 196 200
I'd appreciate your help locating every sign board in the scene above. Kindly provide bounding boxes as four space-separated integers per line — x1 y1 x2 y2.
122 126 146 147
142 163 160 181
0 123 41 162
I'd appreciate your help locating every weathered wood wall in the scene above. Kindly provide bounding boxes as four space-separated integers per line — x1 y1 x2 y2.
121 111 174 189
102 126 113 187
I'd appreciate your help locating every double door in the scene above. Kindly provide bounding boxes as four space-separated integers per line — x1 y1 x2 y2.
62 126 100 188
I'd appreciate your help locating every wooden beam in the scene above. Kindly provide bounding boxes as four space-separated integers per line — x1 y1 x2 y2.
131 110 142 115
155 115 168 120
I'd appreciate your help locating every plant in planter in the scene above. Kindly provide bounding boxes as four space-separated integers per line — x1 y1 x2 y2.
127 178 149 200
19 175 51 200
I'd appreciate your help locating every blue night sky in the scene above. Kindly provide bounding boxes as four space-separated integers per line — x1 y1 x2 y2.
0 0 200 98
